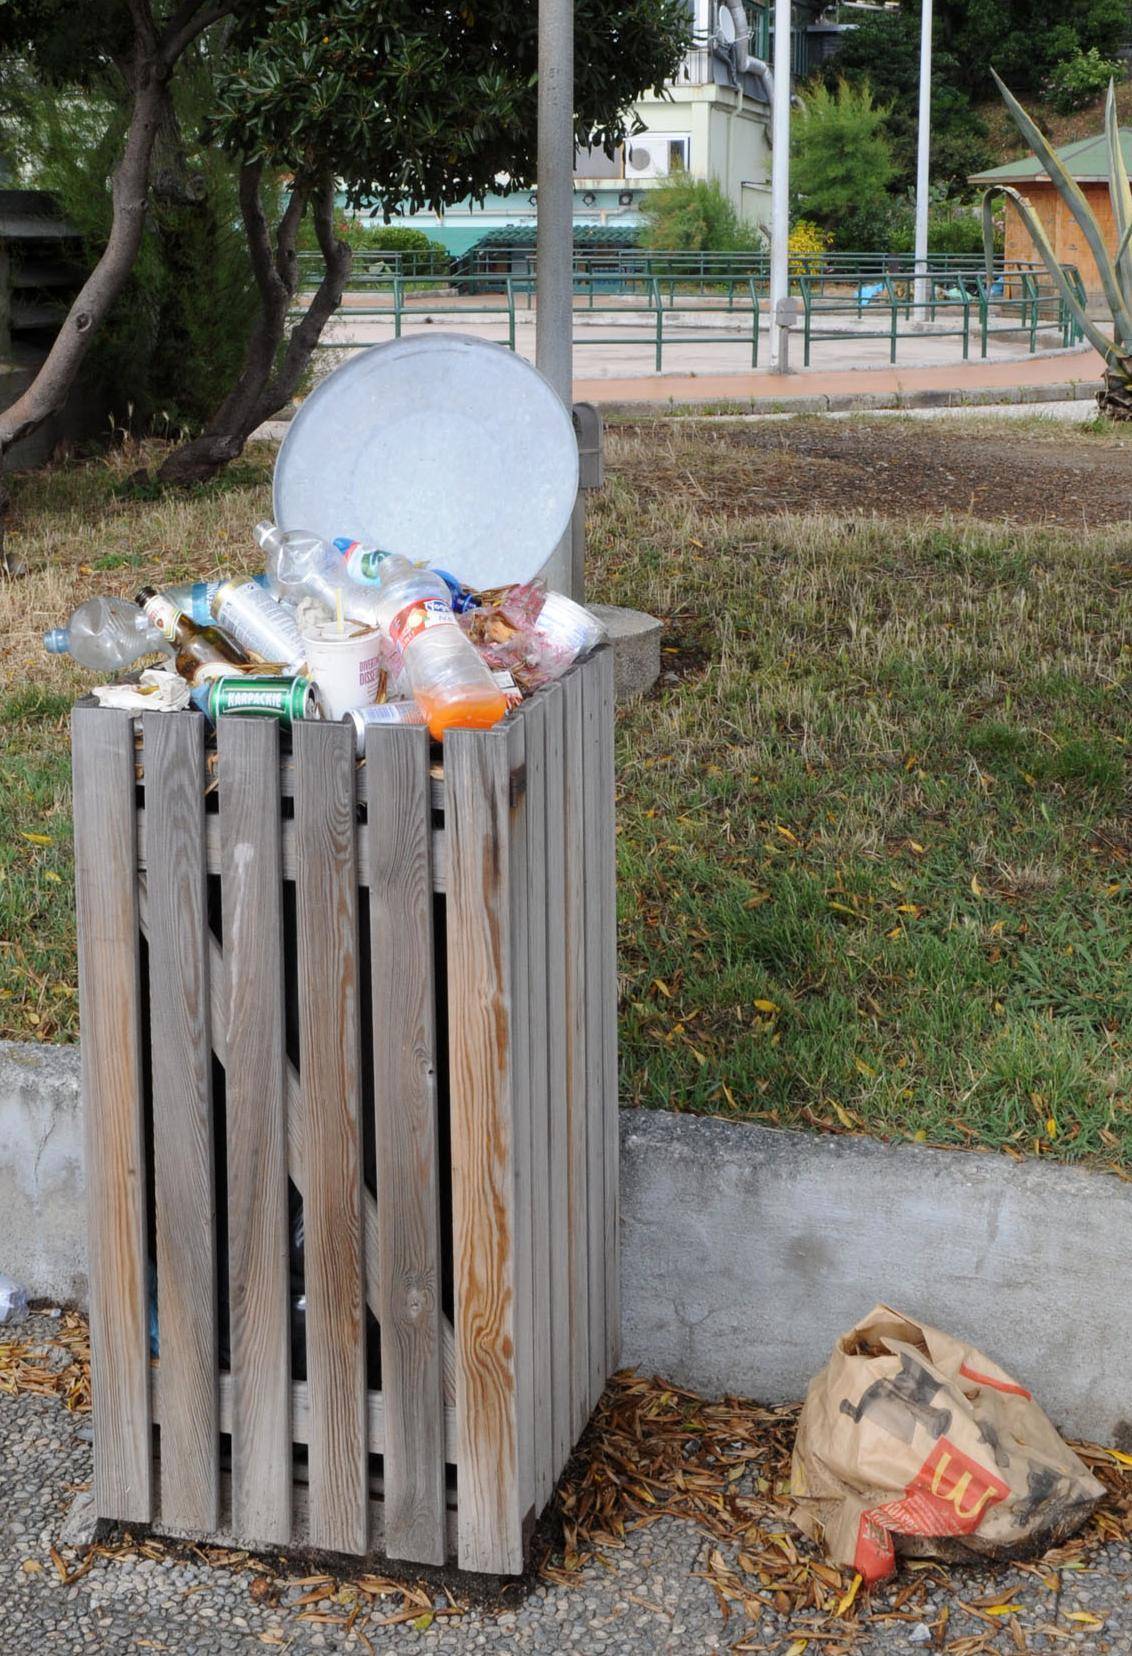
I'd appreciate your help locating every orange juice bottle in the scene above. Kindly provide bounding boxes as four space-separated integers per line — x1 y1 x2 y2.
370 555 507 740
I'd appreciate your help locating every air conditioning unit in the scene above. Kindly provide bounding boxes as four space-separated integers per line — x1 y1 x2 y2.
624 136 690 180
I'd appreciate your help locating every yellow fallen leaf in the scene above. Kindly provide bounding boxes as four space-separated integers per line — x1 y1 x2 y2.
785 1641 809 1656
913 1128 927 1142
43 871 61 884
20 1559 43 1574
653 979 672 998
1108 1448 1132 1467
753 999 779 1014
1065 1612 1103 1627
853 1057 876 1077
836 1573 862 1617
1046 1117 1059 1139
413 1612 435 1632
775 824 798 843
970 872 983 896
982 1604 1018 1616
830 1100 856 1130
20 832 53 846
908 839 926 854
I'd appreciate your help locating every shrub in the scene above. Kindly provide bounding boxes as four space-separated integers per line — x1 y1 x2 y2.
298 215 448 271
640 175 759 252
791 79 894 231
1045 48 1123 113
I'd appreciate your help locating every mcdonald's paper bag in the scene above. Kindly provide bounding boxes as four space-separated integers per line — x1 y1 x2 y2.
791 1305 1103 1583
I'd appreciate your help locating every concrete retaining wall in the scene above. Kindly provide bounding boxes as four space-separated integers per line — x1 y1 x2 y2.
620 1111 1131 1447
2 1040 1128 1445
0 1042 86 1306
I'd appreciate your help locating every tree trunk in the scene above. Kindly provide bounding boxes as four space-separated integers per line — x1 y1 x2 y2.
0 0 234 567
153 175 352 487
1095 367 1132 421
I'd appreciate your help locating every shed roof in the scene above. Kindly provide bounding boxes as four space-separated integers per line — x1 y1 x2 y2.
970 129 1132 185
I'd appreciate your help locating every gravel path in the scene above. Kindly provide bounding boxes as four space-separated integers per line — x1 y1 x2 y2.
2 1315 1130 1654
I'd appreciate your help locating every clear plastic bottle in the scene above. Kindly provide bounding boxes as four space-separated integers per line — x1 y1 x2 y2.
166 573 270 627
370 555 507 738
43 596 171 672
254 521 382 627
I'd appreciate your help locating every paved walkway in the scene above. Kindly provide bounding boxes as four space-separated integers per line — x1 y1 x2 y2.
3 1314 1131 1654
574 345 1106 408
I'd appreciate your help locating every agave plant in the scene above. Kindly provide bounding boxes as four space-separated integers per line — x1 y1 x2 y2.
984 73 1132 419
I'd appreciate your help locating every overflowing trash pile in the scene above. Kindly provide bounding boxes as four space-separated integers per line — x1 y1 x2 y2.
45 521 606 744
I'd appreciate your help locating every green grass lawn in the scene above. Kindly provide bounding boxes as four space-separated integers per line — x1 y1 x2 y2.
1 422 1129 1166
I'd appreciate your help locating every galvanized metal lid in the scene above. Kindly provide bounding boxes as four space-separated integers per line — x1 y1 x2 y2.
273 334 579 592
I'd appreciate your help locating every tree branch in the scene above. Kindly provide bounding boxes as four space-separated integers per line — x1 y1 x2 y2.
154 173 352 485
158 0 236 69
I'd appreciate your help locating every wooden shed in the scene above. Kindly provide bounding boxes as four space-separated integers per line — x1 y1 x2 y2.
970 131 1132 299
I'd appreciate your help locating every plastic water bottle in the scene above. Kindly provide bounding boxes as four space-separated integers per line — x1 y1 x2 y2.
165 574 270 626
254 522 382 626
43 596 171 672
370 555 507 738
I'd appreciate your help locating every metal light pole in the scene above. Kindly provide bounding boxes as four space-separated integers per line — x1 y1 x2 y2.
913 0 933 315
768 0 793 370
536 0 579 595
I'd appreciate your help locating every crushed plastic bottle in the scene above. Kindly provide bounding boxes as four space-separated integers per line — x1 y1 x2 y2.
0 1274 28 1326
254 521 381 627
43 596 171 672
369 554 507 738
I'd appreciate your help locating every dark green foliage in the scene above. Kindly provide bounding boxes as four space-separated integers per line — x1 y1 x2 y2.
820 10 991 195
210 0 692 214
641 176 759 252
932 0 1132 96
296 215 449 270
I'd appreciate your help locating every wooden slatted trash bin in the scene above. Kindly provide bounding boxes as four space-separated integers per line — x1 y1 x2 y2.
71 646 618 1575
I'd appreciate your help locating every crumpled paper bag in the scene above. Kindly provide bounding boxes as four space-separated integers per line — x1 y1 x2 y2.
91 666 191 712
791 1305 1104 1582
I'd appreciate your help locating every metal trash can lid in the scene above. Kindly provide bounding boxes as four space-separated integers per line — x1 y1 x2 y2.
273 333 579 591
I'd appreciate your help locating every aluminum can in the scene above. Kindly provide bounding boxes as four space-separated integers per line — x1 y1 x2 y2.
211 577 306 670
343 701 427 754
207 674 315 726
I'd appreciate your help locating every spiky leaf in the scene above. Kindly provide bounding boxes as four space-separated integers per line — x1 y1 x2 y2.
980 186 1122 364
1105 80 1132 304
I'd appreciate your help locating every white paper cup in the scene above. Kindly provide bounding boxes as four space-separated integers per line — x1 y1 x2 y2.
300 621 384 720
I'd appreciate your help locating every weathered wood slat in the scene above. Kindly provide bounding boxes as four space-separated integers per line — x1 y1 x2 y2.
446 726 527 1575
136 812 446 892
541 683 571 1482
218 718 291 1544
507 714 535 1530
581 658 608 1414
135 881 459 1408
594 651 621 1372
72 706 152 1523
366 726 447 1566
522 696 553 1510
293 721 368 1556
561 668 590 1439
151 1370 458 1461
142 712 218 1534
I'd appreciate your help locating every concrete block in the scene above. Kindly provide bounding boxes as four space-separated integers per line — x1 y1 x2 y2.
0 1041 86 1305
588 605 662 701
620 1110 1132 1444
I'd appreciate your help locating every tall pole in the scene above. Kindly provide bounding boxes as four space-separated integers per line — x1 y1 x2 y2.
913 0 933 314
536 0 578 595
768 0 792 369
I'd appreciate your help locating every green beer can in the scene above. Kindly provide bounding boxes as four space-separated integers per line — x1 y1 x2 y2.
207 674 315 726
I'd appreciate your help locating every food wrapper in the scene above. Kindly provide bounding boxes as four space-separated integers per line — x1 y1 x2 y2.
791 1305 1104 1583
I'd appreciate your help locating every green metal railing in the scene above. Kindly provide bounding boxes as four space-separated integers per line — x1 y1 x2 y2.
294 254 1084 372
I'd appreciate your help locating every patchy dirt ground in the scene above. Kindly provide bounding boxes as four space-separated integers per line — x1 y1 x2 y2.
612 419 1132 528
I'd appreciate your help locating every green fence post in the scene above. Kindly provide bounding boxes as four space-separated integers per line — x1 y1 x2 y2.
750 279 759 366
961 286 970 360
506 277 516 351
393 274 402 339
651 278 663 371
884 276 898 363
